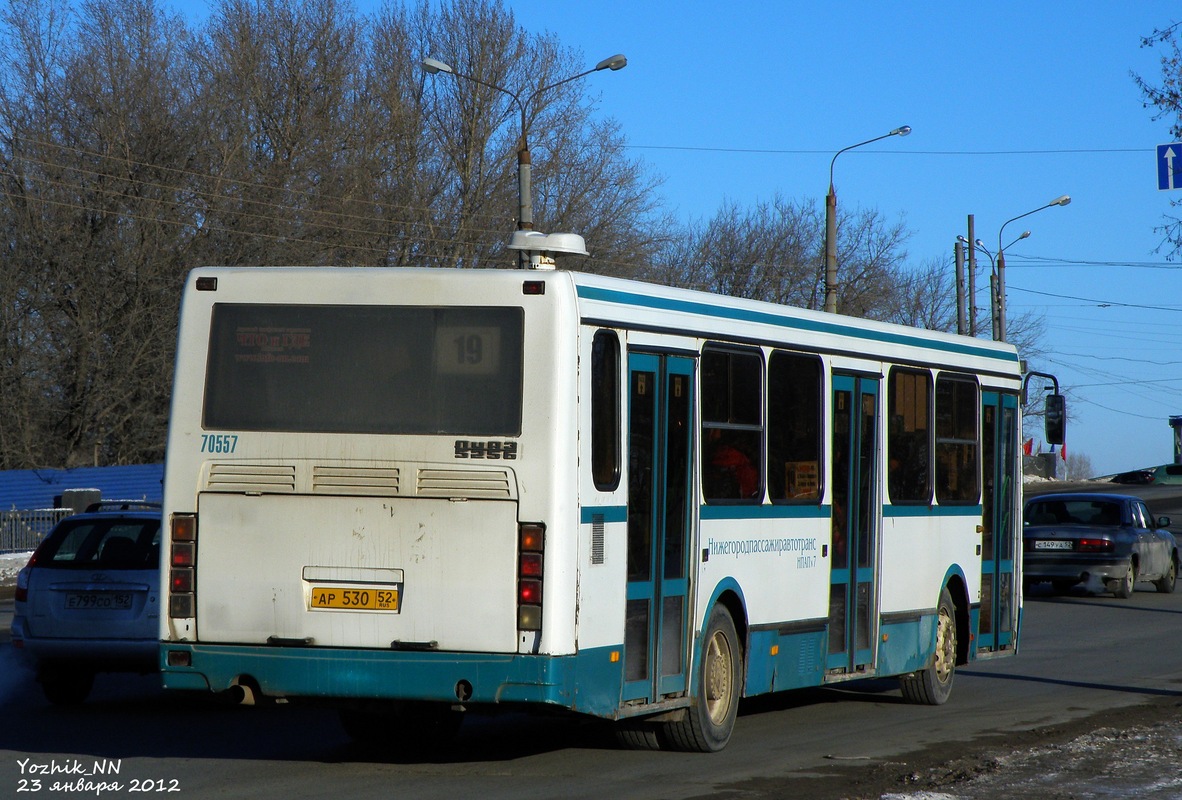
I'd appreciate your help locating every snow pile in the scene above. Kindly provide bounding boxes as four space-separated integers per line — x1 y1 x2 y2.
0 551 32 586
889 720 1182 800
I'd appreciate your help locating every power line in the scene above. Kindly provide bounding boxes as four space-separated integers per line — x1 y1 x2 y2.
1009 284 1182 312
1068 375 1182 389
1072 395 1173 421
1007 253 1182 270
7 134 518 234
627 144 1147 156
1055 351 1182 366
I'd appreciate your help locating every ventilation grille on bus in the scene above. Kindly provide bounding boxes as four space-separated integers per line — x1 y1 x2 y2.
416 468 513 499
206 464 297 493
312 465 400 496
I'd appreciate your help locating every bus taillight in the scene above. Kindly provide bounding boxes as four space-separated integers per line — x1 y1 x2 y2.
518 523 545 631
169 513 197 618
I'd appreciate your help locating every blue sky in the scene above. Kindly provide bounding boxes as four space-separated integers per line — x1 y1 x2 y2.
169 0 1181 475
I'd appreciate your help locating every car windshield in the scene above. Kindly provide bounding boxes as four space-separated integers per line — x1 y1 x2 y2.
1026 499 1121 527
37 518 160 569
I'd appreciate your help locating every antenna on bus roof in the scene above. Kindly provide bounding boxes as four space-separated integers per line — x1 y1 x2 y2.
507 230 588 271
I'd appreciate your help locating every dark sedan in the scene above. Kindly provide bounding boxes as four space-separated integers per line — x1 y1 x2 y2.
1023 492 1178 598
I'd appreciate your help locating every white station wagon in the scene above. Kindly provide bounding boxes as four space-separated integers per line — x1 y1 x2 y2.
12 502 161 704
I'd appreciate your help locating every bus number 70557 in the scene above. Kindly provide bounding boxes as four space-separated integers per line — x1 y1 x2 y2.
200 434 239 454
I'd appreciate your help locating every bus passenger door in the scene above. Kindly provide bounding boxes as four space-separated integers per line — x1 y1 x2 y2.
828 373 879 674
979 392 1018 652
624 353 695 703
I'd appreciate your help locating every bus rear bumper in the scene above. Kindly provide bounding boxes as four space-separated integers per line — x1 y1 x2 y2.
159 642 622 717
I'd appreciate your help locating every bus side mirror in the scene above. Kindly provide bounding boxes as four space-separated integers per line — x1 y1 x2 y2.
1045 393 1065 446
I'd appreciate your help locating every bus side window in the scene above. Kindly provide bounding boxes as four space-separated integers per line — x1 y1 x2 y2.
935 375 979 504
768 351 822 502
591 330 621 491
701 345 764 503
887 368 932 505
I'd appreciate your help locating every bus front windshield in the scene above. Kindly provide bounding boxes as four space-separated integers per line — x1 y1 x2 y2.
202 304 524 436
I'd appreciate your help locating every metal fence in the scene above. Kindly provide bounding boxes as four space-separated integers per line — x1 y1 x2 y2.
1 508 71 554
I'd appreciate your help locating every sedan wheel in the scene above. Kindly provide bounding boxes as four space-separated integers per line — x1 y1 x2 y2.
1154 556 1177 594
1112 559 1136 599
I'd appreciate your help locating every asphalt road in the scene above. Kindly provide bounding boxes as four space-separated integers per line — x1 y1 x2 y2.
2 483 1181 800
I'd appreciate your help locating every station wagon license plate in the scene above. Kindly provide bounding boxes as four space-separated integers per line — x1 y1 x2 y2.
1034 540 1074 550
66 591 132 610
310 586 400 612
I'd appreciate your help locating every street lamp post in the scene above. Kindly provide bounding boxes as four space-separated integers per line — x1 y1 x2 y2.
995 195 1071 341
422 54 627 265
824 125 911 314
959 232 1029 340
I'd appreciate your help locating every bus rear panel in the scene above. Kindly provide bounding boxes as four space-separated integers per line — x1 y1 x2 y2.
162 268 589 710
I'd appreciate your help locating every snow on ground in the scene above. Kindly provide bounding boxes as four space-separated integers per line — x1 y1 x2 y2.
881 720 1182 800
0 551 32 586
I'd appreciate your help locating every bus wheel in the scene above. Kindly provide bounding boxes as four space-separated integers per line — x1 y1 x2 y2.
614 720 663 750
662 604 742 752
899 588 956 706
339 701 462 751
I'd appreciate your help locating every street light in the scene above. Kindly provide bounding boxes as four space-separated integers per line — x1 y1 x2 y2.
995 195 1070 341
959 232 1030 339
422 53 627 265
824 125 911 314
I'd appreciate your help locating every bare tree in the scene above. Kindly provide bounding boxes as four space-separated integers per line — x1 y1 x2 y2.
415 0 662 272
0 0 194 467
833 208 912 320
0 0 73 468
879 257 957 331
651 196 821 303
1065 450 1096 481
188 0 374 266
653 196 919 319
0 0 669 469
1133 22 1182 259
363 2 449 267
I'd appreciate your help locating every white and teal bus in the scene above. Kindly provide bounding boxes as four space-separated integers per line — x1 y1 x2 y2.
161 264 1039 752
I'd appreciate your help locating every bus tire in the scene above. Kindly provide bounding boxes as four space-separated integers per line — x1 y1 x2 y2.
614 720 663 750
899 588 956 706
662 604 741 752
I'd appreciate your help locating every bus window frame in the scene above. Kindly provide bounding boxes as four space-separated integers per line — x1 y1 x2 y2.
590 329 622 492
700 343 764 504
934 373 981 505
767 350 823 505
887 366 934 506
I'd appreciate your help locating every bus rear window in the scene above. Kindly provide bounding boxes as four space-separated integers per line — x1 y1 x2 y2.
203 304 524 435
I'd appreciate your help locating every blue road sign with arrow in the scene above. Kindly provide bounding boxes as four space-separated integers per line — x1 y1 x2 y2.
1158 143 1182 190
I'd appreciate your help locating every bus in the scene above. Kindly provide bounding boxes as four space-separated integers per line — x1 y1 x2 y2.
160 264 1046 752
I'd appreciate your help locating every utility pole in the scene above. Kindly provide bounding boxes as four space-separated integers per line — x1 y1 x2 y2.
954 240 966 335
966 214 977 335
